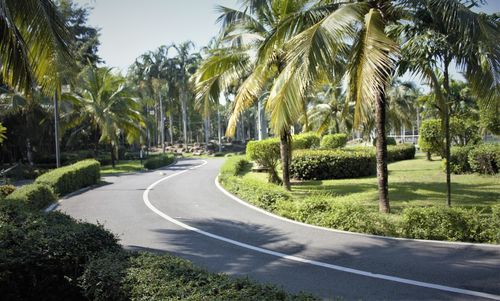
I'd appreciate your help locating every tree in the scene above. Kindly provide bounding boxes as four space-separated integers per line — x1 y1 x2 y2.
0 123 6 144
64 66 144 167
0 0 73 94
398 0 500 206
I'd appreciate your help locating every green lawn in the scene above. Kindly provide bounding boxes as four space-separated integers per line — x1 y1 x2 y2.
100 160 144 175
242 153 500 214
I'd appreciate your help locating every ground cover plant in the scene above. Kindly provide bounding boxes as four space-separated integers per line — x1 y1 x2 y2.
220 154 500 243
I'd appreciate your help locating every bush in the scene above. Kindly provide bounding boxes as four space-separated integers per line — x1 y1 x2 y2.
445 145 474 174
246 139 281 184
468 143 500 174
0 204 120 300
400 207 487 242
290 149 376 180
387 144 416 162
0 185 16 197
5 183 56 210
292 132 320 150
143 154 175 170
483 204 500 243
320 134 348 149
372 136 397 146
35 159 100 196
419 119 443 157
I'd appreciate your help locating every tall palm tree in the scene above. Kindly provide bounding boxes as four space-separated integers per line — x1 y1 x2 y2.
0 0 73 94
64 66 144 167
398 0 499 206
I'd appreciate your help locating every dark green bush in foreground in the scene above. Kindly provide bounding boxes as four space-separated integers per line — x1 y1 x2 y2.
320 133 348 149
5 183 56 210
290 149 376 180
143 154 175 170
35 159 100 196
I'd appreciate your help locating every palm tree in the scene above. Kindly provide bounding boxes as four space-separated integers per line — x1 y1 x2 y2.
171 41 201 148
0 0 73 94
0 123 6 144
64 66 144 167
398 0 499 206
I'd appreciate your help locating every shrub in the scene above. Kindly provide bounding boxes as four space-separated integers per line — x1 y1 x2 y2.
400 207 486 242
143 154 175 170
450 117 481 146
0 184 16 197
483 204 500 243
290 149 376 180
246 138 281 184
468 144 500 174
5 183 56 210
372 136 397 146
35 159 100 196
292 132 320 150
387 144 416 162
320 134 348 149
419 119 443 157
445 145 474 174
0 205 120 300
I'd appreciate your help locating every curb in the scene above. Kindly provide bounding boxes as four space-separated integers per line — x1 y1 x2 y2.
44 157 179 213
214 175 500 248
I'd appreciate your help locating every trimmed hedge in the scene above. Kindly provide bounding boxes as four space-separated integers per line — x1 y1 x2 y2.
320 134 348 149
246 139 281 184
387 144 416 162
446 145 474 174
290 149 376 180
35 159 100 196
144 154 175 170
5 183 56 210
468 144 500 175
372 137 397 146
400 207 488 242
292 132 320 150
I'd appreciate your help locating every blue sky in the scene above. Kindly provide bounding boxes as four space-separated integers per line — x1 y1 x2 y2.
78 0 500 78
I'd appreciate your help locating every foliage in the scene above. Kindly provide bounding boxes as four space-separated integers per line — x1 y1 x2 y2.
292 132 320 150
290 150 376 180
450 117 481 146
372 137 396 146
483 204 500 243
419 119 444 156
0 123 6 144
446 146 474 174
143 154 175 170
320 134 348 149
387 144 416 162
0 185 15 198
246 139 281 184
35 159 100 196
5 183 56 210
400 207 489 243
468 144 500 175
0 203 120 300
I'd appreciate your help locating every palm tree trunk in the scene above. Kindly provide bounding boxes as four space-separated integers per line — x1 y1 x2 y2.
110 143 116 168
204 115 210 150
443 60 452 207
181 92 188 148
280 128 291 191
169 110 174 145
217 106 222 152
376 92 390 213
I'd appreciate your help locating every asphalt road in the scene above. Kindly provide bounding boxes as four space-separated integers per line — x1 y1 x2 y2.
57 158 500 300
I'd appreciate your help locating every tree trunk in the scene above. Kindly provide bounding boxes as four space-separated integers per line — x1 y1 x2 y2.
443 61 452 207
375 92 390 213
280 128 291 191
169 110 174 145
204 115 210 150
217 106 222 152
181 92 188 148
110 143 116 168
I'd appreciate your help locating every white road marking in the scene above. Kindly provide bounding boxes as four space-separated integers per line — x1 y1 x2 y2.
143 160 500 301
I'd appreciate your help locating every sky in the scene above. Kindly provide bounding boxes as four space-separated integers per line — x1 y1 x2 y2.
77 0 500 78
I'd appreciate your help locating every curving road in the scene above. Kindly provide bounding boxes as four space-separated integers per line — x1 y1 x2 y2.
57 158 500 300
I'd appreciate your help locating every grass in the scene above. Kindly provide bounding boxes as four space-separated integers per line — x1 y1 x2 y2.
239 153 500 214
100 160 144 176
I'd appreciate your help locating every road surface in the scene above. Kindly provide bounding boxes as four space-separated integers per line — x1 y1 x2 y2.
56 158 500 300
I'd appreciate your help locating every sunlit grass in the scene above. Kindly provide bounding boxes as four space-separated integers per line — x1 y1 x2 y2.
100 160 144 176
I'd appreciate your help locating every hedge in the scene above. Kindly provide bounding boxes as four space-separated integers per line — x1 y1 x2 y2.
5 183 56 210
290 149 376 180
246 139 281 184
35 159 100 196
372 137 397 146
320 134 348 149
468 144 500 175
0 184 16 198
292 132 320 150
144 154 175 170
446 145 474 174
387 144 416 162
